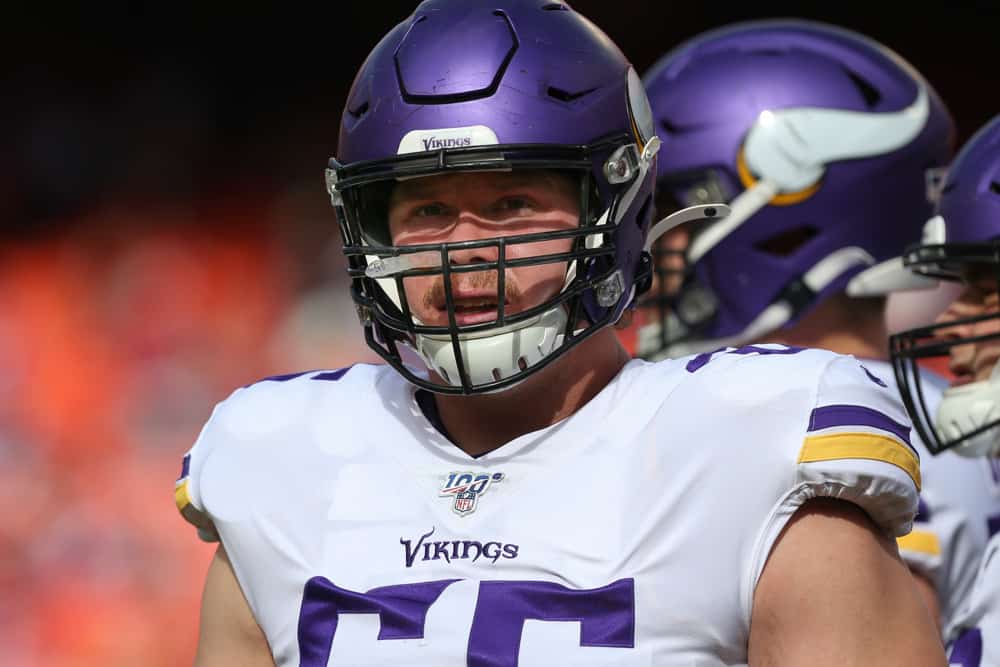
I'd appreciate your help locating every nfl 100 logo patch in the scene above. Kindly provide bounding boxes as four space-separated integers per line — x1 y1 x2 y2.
439 471 504 516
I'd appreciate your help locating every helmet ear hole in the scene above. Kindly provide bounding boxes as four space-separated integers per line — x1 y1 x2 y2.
841 67 882 108
990 181 1000 195
753 225 818 257
547 86 597 103
348 100 370 120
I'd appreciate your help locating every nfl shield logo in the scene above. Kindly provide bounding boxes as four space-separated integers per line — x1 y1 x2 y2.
453 491 477 515
439 471 505 516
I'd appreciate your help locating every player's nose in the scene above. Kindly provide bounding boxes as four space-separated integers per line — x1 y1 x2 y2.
445 214 503 266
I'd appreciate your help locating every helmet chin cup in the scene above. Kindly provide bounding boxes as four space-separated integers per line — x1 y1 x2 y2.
936 370 1000 458
412 306 569 389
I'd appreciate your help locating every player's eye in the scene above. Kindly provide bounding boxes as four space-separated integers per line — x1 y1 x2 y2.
492 195 538 217
413 202 450 218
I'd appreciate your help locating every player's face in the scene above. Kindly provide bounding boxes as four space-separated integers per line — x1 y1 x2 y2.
387 170 579 327
935 270 1000 385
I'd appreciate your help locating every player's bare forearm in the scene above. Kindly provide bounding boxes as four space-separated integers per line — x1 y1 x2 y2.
194 544 275 667
748 498 946 666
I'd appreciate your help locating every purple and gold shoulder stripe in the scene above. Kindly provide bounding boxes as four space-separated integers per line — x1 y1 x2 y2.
174 454 218 541
797 404 921 490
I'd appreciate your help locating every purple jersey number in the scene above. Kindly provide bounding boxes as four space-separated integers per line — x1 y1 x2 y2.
685 344 804 373
298 577 459 666
297 576 635 666
468 579 634 666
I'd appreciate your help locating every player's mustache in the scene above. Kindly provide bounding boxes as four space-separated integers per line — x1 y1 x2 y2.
423 270 520 311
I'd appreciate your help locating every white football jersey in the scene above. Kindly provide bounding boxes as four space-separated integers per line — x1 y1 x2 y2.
862 360 1000 628
176 346 919 666
946 533 1000 666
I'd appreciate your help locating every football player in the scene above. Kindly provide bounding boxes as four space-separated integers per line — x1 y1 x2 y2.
891 114 1000 666
639 19 993 633
176 3 944 665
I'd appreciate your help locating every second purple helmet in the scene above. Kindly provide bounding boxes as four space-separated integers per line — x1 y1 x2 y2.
639 19 954 357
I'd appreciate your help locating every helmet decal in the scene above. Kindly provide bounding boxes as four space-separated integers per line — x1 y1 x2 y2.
627 67 656 149
397 125 501 155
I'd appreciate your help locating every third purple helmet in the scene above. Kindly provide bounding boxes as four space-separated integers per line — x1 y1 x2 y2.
891 115 1000 456
638 19 955 358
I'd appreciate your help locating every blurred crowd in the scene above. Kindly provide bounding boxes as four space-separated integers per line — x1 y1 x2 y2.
1 15 398 664
0 187 378 665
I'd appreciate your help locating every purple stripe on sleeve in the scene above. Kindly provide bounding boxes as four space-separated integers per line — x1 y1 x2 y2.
177 454 191 482
916 497 931 523
808 404 913 450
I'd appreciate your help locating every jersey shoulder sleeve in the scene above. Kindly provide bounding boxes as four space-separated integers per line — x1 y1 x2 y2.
174 399 228 543
673 345 919 532
795 352 920 537
173 364 380 542
688 346 920 535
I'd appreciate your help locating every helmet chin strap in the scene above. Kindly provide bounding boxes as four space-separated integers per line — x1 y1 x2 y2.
936 361 1000 458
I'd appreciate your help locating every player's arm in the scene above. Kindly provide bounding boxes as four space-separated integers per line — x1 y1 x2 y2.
909 570 942 633
748 498 946 667
194 544 275 667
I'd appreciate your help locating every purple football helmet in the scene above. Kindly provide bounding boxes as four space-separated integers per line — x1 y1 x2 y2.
891 115 1000 456
326 0 682 394
638 19 955 358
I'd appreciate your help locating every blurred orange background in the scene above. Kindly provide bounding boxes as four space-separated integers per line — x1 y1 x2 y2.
0 193 379 665
2 2 995 665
